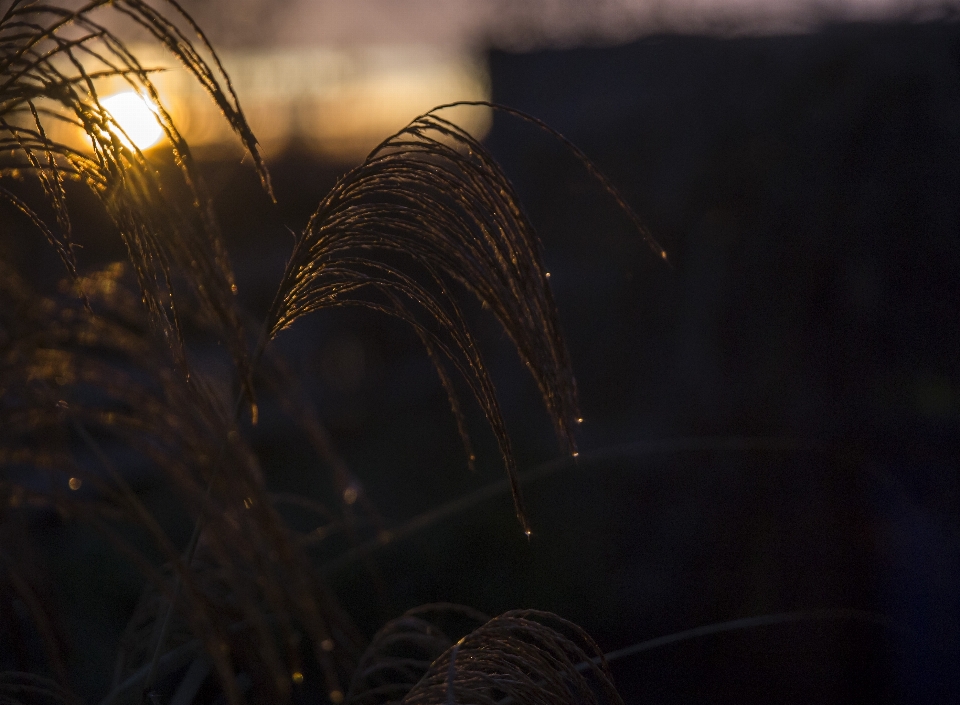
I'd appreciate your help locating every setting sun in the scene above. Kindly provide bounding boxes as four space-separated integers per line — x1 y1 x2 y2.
100 91 164 150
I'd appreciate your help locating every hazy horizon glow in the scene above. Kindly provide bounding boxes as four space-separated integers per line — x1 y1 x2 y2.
58 45 491 161
72 0 957 160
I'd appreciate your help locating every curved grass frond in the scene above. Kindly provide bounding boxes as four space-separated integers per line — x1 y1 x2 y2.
0 0 270 403
400 609 622 705
3 5 666 702
266 113 583 534
345 603 489 705
428 101 669 264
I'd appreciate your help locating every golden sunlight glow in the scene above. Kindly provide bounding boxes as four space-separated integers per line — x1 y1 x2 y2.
101 91 164 150
118 44 490 160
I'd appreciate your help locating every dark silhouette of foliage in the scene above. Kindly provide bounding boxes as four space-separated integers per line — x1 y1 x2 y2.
0 2 638 704
0 0 264 404
345 603 490 705
401 610 622 705
345 606 623 705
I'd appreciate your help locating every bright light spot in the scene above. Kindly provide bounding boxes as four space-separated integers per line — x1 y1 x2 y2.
243 497 253 509
576 417 583 424
572 452 579 458
126 44 490 160
291 671 304 684
545 272 551 278
68 477 82 490
101 91 163 150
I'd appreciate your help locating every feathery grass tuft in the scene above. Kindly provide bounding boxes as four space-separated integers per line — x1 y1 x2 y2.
266 112 583 534
400 610 623 705
344 606 623 705
0 2 665 703
0 0 268 409
345 603 490 705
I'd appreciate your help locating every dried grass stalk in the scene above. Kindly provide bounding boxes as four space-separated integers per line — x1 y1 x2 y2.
266 113 583 534
1 0 270 407
345 604 490 705
1 4 651 703
348 609 623 705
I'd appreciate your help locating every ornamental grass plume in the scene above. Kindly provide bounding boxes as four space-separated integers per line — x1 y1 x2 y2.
0 1 655 704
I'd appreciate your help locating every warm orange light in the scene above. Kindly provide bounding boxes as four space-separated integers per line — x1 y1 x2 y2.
101 91 164 150
124 44 491 160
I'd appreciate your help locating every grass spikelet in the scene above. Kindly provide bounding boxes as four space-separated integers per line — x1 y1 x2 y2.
400 609 623 705
1 5 658 703
0 0 269 408
344 603 489 705
266 112 583 533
